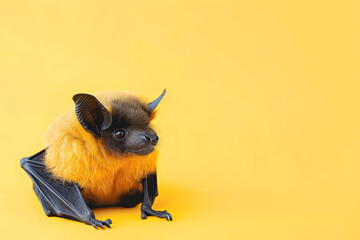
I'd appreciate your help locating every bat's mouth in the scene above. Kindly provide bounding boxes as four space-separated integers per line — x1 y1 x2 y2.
128 146 155 156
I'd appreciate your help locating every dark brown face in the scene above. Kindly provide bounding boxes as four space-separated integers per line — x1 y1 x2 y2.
72 90 166 157
100 98 159 156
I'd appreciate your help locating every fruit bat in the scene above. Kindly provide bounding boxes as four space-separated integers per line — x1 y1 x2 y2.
20 89 172 229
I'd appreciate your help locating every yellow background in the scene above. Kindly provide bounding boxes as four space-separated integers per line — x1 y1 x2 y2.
0 0 359 239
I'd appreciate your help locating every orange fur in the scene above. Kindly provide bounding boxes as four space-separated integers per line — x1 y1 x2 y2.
44 91 158 206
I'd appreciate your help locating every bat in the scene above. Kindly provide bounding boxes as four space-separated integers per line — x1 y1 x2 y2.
21 89 172 229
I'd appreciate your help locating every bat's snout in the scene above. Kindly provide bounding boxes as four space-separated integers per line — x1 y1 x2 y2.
141 132 159 146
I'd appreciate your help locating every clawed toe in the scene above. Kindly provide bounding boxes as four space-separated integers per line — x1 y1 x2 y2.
104 219 112 228
90 219 112 230
165 212 173 221
141 205 173 221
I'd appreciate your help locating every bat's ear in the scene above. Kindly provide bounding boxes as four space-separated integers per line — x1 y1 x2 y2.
148 89 166 114
72 93 112 137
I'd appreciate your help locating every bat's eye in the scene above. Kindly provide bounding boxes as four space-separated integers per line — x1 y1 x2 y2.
114 130 126 139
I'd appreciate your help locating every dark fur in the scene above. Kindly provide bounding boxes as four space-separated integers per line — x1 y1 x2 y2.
100 96 158 156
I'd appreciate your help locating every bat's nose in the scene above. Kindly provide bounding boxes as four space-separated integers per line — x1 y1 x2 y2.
142 133 159 146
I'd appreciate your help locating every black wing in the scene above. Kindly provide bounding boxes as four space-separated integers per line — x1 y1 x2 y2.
20 150 111 229
145 172 159 206
118 172 158 208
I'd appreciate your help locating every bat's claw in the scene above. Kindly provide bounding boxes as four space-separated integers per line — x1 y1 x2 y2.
90 219 112 230
104 219 112 228
165 212 173 221
141 204 173 221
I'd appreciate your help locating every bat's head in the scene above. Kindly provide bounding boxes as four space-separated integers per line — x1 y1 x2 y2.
72 90 166 156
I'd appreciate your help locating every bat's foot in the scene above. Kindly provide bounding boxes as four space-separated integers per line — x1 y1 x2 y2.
141 204 173 221
90 219 112 230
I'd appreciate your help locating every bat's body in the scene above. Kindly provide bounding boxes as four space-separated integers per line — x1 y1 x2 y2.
21 90 171 229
